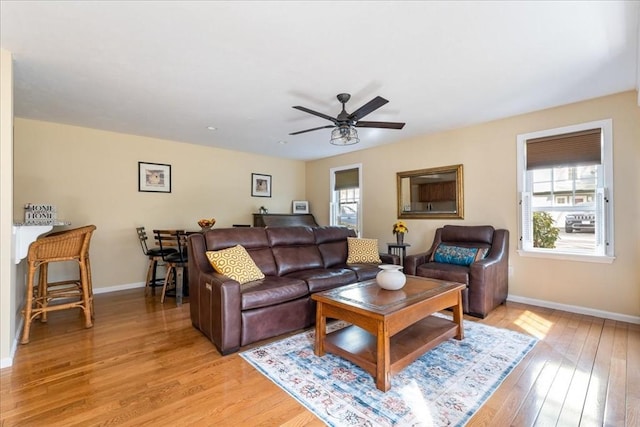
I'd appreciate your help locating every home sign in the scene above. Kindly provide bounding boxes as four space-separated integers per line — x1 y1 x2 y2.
24 203 57 224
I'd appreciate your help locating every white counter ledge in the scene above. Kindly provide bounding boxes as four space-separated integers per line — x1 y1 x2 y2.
12 222 70 264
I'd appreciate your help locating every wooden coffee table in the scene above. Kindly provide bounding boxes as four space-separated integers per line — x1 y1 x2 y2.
312 275 465 392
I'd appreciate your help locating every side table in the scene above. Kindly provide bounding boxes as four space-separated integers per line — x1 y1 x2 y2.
387 243 411 266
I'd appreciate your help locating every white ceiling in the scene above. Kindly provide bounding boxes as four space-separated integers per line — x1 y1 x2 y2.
1 1 639 161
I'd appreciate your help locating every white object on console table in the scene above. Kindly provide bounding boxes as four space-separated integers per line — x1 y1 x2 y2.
12 221 70 264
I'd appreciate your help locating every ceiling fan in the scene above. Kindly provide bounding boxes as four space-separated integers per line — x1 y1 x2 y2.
290 93 405 145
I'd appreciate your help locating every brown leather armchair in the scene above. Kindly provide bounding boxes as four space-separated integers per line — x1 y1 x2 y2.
404 225 509 318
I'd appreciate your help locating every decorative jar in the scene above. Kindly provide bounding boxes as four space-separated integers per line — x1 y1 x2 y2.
376 264 406 290
197 218 216 232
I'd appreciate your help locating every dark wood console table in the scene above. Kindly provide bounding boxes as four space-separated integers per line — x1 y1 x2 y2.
387 243 411 266
252 213 318 227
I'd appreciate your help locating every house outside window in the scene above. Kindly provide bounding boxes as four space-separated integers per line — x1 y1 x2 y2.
517 119 614 263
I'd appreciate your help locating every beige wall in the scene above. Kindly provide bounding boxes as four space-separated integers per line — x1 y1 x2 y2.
13 119 307 292
306 91 640 318
6 91 639 366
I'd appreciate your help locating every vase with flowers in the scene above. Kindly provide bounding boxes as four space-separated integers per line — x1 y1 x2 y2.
392 220 408 245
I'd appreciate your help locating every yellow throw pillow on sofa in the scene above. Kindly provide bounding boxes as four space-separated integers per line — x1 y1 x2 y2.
346 237 382 264
206 245 265 285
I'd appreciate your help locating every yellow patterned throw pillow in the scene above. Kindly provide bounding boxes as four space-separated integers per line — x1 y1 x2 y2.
206 245 265 285
346 237 382 264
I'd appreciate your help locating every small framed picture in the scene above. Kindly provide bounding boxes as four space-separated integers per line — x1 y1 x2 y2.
139 162 171 193
292 200 309 214
251 173 272 198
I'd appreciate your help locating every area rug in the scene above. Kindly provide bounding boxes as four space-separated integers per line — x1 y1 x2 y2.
240 314 537 426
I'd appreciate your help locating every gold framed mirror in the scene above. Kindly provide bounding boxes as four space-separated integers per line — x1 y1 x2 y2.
397 164 464 219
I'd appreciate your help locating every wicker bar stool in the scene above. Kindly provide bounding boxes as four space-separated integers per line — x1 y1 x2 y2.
21 225 97 344
45 225 97 317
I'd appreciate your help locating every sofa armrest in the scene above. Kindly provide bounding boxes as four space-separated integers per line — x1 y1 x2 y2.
404 252 430 275
467 229 509 317
188 233 245 355
469 257 499 285
197 270 243 355
380 252 401 265
468 258 501 316
188 233 212 328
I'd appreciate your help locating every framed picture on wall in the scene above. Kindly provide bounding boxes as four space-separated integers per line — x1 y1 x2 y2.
292 200 309 214
138 162 171 193
251 173 272 197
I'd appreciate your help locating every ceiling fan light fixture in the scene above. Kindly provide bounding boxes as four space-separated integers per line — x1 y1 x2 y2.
330 125 359 146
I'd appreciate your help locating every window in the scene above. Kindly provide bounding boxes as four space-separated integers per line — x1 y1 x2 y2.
330 165 361 235
517 119 614 262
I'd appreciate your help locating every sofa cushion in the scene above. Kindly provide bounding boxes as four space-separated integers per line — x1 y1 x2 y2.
346 237 382 264
286 268 357 293
240 276 309 310
204 228 277 275
206 245 265 285
430 244 488 266
272 246 324 275
343 263 381 281
313 225 355 244
266 226 316 246
204 227 269 249
416 263 470 285
314 226 355 267
267 227 325 275
440 225 494 244
318 240 348 267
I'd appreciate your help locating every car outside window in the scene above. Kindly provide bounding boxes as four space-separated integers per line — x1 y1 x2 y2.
517 119 614 262
338 205 358 228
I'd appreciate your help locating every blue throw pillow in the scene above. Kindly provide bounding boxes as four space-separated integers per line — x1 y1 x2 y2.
433 244 488 266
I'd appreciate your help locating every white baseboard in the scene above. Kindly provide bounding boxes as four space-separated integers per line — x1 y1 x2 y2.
92 281 145 294
1 316 23 369
0 357 12 369
507 294 640 324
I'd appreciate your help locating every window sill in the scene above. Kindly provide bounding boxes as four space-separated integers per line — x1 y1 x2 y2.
517 249 615 264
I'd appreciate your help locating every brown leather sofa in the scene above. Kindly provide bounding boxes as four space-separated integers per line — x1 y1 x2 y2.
404 225 509 318
187 226 399 355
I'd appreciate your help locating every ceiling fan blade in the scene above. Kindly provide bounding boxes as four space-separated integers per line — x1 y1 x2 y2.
289 125 335 135
355 121 406 129
292 106 338 123
348 96 389 121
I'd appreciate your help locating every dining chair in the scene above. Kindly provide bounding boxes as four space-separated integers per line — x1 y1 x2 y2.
21 225 97 344
153 229 188 304
136 227 177 295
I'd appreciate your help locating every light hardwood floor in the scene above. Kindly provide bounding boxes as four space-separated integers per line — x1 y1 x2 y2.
1 289 638 426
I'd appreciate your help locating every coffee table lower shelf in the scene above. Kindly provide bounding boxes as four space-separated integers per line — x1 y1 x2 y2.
323 315 458 380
